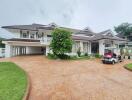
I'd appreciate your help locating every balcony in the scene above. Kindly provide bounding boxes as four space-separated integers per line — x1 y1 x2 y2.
40 37 52 45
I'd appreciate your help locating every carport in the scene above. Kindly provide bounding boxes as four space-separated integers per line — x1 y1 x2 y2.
12 46 46 56
3 39 47 57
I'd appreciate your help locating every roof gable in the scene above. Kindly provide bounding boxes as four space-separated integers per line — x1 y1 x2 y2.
99 29 114 37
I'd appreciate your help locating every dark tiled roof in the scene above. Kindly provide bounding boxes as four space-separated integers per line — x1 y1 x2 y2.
72 35 92 41
2 23 81 34
91 34 126 41
93 29 126 41
4 38 40 42
116 33 124 38
73 29 126 41
2 24 45 31
2 23 126 42
98 29 112 34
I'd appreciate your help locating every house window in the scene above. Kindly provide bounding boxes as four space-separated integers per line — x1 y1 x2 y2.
47 35 52 42
22 33 28 38
37 33 43 39
72 41 80 53
83 42 89 53
105 44 111 47
47 35 52 37
127 36 132 41
30 33 35 39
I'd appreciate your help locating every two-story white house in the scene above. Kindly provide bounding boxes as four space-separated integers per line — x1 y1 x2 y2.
2 23 126 57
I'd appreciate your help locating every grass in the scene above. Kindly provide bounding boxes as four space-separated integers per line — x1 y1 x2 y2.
125 63 132 71
0 62 27 100
70 56 90 60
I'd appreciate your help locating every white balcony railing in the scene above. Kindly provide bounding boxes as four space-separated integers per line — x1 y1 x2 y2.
40 38 52 45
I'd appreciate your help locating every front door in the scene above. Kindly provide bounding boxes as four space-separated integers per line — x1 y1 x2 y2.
91 42 99 54
41 47 46 55
19 46 26 55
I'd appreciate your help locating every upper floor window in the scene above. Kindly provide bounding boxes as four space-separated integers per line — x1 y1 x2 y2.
38 34 42 38
127 36 132 41
22 33 29 38
36 32 44 39
105 44 111 47
30 33 35 39
47 35 52 37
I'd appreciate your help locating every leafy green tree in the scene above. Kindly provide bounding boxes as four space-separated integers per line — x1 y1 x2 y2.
114 23 132 36
50 28 73 58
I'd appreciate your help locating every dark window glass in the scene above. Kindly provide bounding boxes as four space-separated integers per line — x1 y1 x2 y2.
47 35 52 37
30 33 35 39
23 33 28 38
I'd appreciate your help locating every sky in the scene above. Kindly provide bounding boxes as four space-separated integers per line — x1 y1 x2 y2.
0 0 132 38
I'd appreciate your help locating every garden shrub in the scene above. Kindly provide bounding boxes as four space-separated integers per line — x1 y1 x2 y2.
57 54 70 59
84 53 88 56
95 53 102 58
47 53 58 59
77 47 81 57
50 28 73 59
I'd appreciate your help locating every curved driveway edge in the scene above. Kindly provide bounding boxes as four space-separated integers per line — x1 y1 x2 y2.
124 65 132 71
22 71 31 100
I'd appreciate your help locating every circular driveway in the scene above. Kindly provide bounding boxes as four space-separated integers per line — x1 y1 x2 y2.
1 56 132 100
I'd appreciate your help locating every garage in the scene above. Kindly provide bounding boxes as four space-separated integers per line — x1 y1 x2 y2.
12 46 46 56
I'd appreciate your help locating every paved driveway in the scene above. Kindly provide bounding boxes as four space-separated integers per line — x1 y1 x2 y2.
0 56 132 100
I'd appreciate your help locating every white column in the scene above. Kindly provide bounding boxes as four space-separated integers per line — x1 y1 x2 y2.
12 46 15 56
46 46 50 56
18 47 20 55
44 34 47 44
5 44 12 57
89 42 91 54
16 47 18 56
29 32 31 39
80 41 83 53
99 40 105 55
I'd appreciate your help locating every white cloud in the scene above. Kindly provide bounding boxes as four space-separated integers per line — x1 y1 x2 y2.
0 0 132 37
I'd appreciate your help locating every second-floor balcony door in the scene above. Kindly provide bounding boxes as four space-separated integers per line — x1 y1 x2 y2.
30 33 36 39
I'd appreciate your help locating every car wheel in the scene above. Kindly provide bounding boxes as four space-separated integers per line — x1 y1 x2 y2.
112 60 115 64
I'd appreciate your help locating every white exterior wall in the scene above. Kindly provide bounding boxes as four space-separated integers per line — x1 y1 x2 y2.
46 46 50 56
99 40 105 55
71 41 91 55
0 48 5 57
6 29 20 38
5 44 12 57
80 41 83 53
89 42 91 54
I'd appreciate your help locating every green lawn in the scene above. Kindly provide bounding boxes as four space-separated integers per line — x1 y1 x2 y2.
0 62 27 100
125 63 132 71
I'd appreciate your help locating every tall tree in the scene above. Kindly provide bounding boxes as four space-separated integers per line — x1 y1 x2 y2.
50 28 73 58
114 23 132 36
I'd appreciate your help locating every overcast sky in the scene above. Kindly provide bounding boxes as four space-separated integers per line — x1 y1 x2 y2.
0 0 132 38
